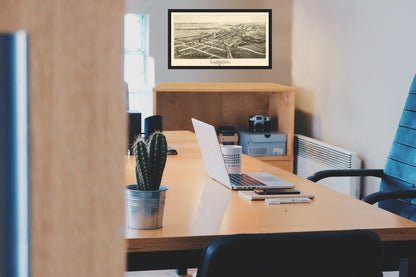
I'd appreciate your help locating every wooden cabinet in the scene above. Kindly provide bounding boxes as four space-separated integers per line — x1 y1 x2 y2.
153 83 295 172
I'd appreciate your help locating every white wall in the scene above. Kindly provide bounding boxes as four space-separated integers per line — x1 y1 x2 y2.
292 0 416 195
126 0 416 195
126 0 293 85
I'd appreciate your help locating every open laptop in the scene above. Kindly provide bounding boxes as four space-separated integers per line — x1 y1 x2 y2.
191 118 295 190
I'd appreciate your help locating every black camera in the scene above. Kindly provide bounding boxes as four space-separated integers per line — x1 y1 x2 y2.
248 115 271 133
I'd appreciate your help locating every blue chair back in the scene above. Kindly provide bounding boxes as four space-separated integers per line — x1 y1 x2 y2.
380 74 416 220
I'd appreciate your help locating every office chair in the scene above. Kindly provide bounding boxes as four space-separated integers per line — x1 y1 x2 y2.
196 230 382 277
308 74 416 221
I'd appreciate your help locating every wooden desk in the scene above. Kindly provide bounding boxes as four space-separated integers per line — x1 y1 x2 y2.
125 131 416 273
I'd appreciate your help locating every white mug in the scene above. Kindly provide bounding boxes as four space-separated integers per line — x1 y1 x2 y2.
220 145 242 174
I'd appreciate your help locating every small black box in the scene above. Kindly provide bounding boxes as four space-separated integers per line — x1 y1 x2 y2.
128 111 141 154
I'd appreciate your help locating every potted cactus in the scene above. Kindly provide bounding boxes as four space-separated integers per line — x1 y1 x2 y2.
125 132 168 230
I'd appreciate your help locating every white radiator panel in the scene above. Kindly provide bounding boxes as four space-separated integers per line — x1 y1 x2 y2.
295 135 362 198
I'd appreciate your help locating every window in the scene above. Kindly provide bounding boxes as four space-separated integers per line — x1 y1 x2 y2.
124 13 154 120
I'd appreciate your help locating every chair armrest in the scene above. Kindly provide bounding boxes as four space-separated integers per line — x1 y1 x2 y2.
307 169 385 182
363 190 416 205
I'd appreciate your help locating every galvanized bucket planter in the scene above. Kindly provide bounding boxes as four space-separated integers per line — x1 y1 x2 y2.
125 185 168 230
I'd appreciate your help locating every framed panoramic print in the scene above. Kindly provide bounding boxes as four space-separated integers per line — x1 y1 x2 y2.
168 9 272 69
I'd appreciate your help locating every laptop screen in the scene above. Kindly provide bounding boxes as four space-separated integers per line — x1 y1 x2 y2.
191 118 232 187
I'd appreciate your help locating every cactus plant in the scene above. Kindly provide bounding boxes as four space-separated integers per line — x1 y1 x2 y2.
133 132 168 190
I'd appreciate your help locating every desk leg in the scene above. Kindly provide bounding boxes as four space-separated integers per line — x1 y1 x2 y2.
399 257 416 277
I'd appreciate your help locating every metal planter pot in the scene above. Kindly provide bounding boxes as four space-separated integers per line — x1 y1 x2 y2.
125 185 168 230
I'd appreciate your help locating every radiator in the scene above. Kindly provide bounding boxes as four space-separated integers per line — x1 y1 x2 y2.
294 135 362 198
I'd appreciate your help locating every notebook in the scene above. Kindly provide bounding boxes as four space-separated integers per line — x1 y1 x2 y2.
191 118 295 190
238 190 315 201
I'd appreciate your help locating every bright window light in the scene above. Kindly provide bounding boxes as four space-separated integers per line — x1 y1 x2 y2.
123 13 154 120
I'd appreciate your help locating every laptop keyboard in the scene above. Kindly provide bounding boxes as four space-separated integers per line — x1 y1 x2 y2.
229 173 266 189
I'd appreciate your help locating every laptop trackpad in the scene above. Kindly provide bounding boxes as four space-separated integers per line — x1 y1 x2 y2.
245 172 295 188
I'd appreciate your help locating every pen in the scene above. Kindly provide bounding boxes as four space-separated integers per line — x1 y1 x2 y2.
265 198 311 205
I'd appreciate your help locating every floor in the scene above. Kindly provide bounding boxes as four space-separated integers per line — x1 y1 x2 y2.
125 269 197 277
383 272 399 277
125 269 397 277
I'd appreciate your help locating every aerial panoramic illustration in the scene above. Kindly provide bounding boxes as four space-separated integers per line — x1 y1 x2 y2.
169 10 271 68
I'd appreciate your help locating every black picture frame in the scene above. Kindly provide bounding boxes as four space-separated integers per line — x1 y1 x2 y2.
168 9 272 69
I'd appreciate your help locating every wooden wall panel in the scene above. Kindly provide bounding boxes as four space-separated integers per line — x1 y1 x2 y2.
0 1 126 276
155 91 272 131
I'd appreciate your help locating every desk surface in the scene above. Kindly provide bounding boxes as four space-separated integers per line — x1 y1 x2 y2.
125 131 416 253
